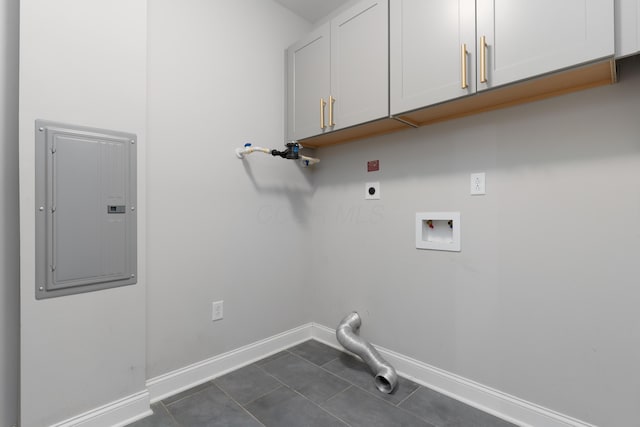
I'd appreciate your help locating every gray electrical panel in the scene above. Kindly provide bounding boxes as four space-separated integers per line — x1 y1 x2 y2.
35 120 137 299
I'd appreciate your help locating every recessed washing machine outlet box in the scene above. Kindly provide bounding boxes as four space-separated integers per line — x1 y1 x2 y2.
416 212 460 252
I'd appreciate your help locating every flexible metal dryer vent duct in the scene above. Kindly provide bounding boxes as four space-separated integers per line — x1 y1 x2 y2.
336 312 398 394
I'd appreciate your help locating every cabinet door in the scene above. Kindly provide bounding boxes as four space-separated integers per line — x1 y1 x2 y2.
390 0 475 115
476 0 614 91
287 24 331 141
615 0 640 57
330 0 389 131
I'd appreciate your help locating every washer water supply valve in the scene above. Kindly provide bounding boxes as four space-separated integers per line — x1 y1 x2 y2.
235 141 320 167
272 141 300 160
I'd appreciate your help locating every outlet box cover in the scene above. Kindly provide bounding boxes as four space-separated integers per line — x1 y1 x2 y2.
416 212 460 252
470 173 486 195
365 182 380 200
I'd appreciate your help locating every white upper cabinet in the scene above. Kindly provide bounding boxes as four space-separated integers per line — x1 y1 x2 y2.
615 0 640 58
476 0 614 91
391 0 615 116
287 0 389 141
330 0 389 132
287 25 331 141
390 0 476 115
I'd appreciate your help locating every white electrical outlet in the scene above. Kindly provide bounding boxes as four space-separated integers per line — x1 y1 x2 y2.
212 300 224 321
470 173 486 195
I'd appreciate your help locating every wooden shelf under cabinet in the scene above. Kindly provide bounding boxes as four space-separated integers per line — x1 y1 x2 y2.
300 117 412 148
396 59 617 128
300 59 616 149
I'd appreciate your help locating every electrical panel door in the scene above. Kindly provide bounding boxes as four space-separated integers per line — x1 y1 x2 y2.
35 120 137 299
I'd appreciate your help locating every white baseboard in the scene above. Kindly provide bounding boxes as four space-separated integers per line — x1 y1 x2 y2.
310 322 597 427
146 323 313 403
57 322 597 427
50 390 151 427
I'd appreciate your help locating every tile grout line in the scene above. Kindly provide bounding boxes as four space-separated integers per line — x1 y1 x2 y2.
258 343 436 427
157 401 182 427
318 355 339 367
319 379 353 405
215 382 268 427
390 395 441 426
262 348 355 396
315 354 411 406
255 349 293 367
144 340 508 427
239 384 286 407
250 355 297 405
297 343 437 425
258 343 356 426
258 348 355 421
289 385 354 427
308 341 517 427
286 350 356 387
348 380 410 406
322 382 437 427
161 381 214 407
395 384 422 407
320 384 353 407
290 342 422 411
154 341 433 427
253 350 292 375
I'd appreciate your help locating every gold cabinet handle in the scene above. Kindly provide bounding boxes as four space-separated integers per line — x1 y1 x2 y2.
320 98 326 130
461 43 468 89
329 95 335 127
480 36 487 84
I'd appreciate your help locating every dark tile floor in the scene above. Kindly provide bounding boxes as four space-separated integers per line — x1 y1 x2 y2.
129 340 518 427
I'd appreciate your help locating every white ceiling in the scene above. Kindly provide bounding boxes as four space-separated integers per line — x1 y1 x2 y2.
273 0 352 23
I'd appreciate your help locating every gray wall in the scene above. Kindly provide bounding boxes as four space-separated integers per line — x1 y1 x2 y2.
0 0 19 425
18 1 148 425
12 1 639 426
146 0 312 378
309 57 640 427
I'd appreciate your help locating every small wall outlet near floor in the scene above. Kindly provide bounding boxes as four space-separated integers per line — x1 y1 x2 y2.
212 300 224 321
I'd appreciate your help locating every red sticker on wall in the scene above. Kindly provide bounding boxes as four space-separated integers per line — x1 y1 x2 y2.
367 160 379 172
